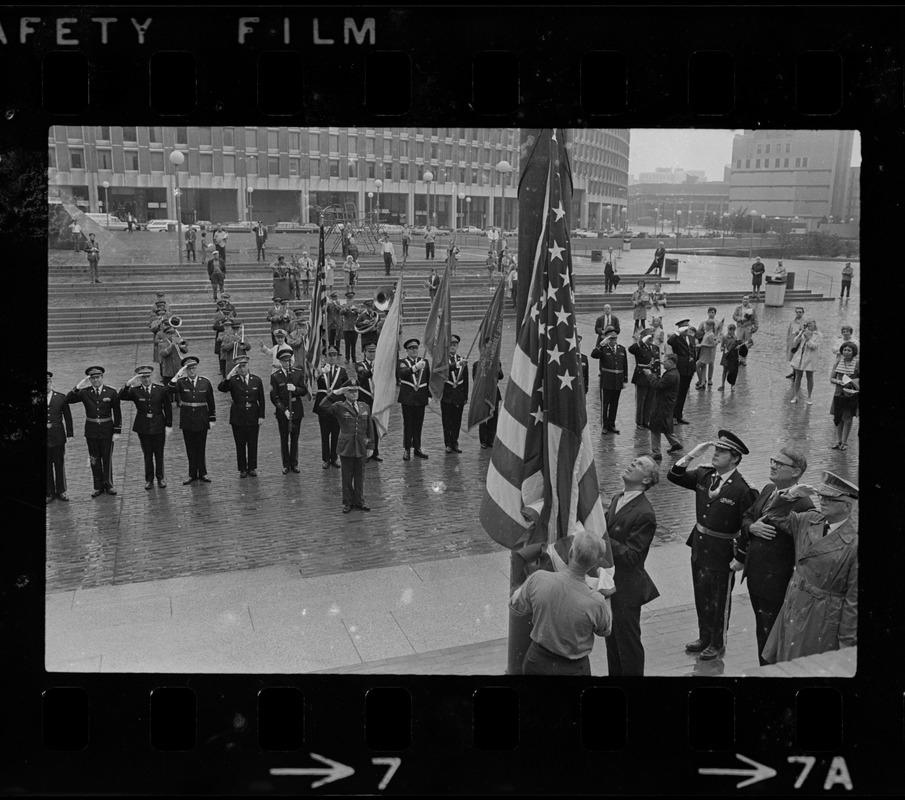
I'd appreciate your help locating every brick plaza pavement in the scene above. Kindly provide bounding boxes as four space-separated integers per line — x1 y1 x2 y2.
46 252 859 674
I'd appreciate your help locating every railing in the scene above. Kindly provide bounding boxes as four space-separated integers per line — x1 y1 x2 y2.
805 269 834 297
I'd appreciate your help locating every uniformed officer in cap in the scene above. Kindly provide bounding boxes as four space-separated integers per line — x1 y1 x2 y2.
354 339 382 461
666 319 697 425
397 338 431 460
167 356 216 484
319 379 373 513
118 365 173 489
667 429 757 660
314 345 348 468
591 325 628 434
270 347 308 474
66 366 123 498
441 334 468 453
218 355 266 478
267 296 291 345
47 371 74 504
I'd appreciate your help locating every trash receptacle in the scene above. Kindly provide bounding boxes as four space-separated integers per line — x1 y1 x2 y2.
167 222 177 232
622 237 632 252
764 276 787 307
664 257 679 276
785 271 795 291
591 250 603 263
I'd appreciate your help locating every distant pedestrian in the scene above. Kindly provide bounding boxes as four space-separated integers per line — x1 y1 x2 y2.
789 319 820 404
695 320 718 389
254 221 268 261
424 226 436 259
69 220 82 250
650 282 667 315
506 264 518 309
785 306 806 379
631 280 651 332
185 226 197 261
427 268 440 299
604 258 615 293
717 324 746 391
646 241 666 276
750 257 766 298
831 325 859 356
839 262 854 300
485 250 497 288
381 234 396 275
85 233 101 283
213 225 228 266
732 296 758 364
829 343 859 451
643 352 682 461
401 224 412 258
324 255 336 292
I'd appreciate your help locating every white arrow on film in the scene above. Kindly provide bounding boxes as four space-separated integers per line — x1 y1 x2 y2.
699 753 777 788
270 753 355 788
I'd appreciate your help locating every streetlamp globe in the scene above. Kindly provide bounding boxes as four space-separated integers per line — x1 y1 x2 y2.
374 179 383 191
102 180 110 189
423 171 433 183
168 150 185 168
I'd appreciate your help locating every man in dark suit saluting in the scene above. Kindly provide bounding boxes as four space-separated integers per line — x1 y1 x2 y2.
604 456 661 677
118 365 173 489
218 356 266 478
47 371 74 504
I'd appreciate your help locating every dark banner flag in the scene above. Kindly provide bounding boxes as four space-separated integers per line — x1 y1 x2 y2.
466 279 506 430
479 129 612 570
422 264 451 401
304 224 328 393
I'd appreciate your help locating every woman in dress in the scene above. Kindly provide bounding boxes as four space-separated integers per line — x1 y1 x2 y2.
694 319 718 389
785 305 806 378
732 295 759 365
631 280 652 332
650 282 667 316
343 255 359 292
829 342 859 450
789 318 820 404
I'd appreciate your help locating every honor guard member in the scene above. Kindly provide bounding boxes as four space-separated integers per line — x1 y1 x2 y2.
220 320 251 379
355 338 382 461
666 319 698 425
313 346 348 468
591 325 628 434
340 292 360 363
576 334 590 393
47 371 74 504
325 292 343 351
270 347 308 474
259 329 293 372
441 334 469 454
397 338 431 460
218 356 266 478
66 366 123 498
319 380 373 513
167 356 216 484
627 328 660 430
668 430 757 661
119 365 173 489
267 297 292 346
473 338 505 450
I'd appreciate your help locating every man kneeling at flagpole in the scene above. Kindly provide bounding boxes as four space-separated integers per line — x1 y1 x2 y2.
509 529 613 676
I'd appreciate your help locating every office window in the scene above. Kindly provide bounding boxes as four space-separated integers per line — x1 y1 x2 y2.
802 157 808 168
124 150 139 171
329 159 339 178
223 128 235 148
97 126 110 141
310 158 320 177
399 163 408 181
198 127 212 147
224 154 235 174
269 157 280 176
756 145 762 154
783 158 789 168
765 144 771 154
246 128 256 148
69 148 84 169
458 127 466 139
97 149 113 170
120 126 136 142
745 159 750 168
150 151 164 172
367 161 376 179
247 155 258 173
49 148 56 169
795 157 801 167
289 132 300 151
384 162 393 180
785 143 791 153
775 158 781 168
735 159 741 169
445 144 452 160
431 127 439 137
366 137 375 155
459 167 466 183
329 134 339 152
200 153 213 173
400 140 409 158
175 127 187 144
347 135 358 156
347 160 358 179
431 143 439 160
755 159 760 168
417 164 424 180
268 130 279 150
289 157 299 176
149 126 161 143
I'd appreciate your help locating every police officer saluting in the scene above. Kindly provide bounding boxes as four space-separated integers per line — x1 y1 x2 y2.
118 365 173 489
66 366 123 498
667 429 757 660
217 355 266 478
167 356 216 484
441 334 468 454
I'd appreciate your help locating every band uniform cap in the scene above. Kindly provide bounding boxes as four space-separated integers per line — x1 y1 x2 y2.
451 334 461 344
230 320 243 328
85 366 105 376
216 299 228 306
134 365 154 375
345 379 360 388
156 292 166 298
327 346 340 355
221 293 231 299
815 471 859 499
272 296 282 302
277 347 294 360
47 371 53 378
234 356 250 366
162 324 175 333
345 291 356 298
330 291 339 298
293 308 305 315
675 319 690 327
154 300 168 306
714 429 749 456
361 331 378 348
404 338 420 349
363 340 377 350
181 356 200 367
274 329 288 337
603 325 617 336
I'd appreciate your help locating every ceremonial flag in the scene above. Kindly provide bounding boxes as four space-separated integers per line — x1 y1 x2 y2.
371 271 405 436
422 265 451 401
467 280 506 430
479 129 611 567
304 224 328 393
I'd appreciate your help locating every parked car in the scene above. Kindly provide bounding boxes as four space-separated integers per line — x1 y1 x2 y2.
147 219 200 233
220 221 256 233
503 229 518 238
570 228 596 238
455 225 483 235
271 221 319 234
378 223 403 235
434 226 452 236
84 213 128 231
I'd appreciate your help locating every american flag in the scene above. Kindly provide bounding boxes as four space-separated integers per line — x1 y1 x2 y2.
304 224 328 393
480 129 611 565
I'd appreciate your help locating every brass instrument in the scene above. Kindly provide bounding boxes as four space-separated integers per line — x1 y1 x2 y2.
168 315 189 354
233 324 245 360
374 286 394 312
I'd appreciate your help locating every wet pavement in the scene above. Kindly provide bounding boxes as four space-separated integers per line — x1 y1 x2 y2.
46 251 859 674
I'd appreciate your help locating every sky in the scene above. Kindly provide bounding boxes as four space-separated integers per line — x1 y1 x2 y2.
628 129 861 182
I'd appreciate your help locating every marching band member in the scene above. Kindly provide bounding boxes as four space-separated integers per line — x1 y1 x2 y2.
149 307 169 363
217 355 266 478
212 299 234 360
340 293 360 363
355 338 381 461
155 323 185 386
118 365 173 489
167 356 216 485
325 291 343 351
66 366 122 498
313 346 348 469
270 347 308 474
267 296 292 346
47 371 74 504
441 334 468 454
397 338 431 461
220 319 251 378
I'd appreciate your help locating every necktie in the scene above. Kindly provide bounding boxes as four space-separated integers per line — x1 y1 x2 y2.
710 474 722 493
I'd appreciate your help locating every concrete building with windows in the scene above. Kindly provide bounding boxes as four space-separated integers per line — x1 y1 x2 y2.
48 126 525 230
48 126 631 234
728 130 855 228
568 128 630 230
627 181 730 230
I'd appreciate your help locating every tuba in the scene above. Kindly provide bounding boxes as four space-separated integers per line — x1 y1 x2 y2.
168 315 189 354
374 286 394 312
354 306 379 334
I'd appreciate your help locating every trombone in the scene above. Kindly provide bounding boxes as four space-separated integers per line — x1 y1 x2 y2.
233 324 245 361
168 314 189 355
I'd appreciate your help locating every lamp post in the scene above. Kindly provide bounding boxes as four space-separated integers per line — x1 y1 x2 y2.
721 211 729 248
457 191 465 230
374 178 383 227
247 186 254 222
676 210 682 247
621 206 626 234
367 192 374 225
654 206 659 236
102 181 110 229
495 160 512 244
423 170 433 230
466 196 471 228
761 214 767 248
168 150 185 265
748 209 757 258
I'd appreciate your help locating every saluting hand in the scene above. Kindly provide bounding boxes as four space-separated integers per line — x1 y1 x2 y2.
76 376 91 390
127 375 142 387
227 365 239 379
